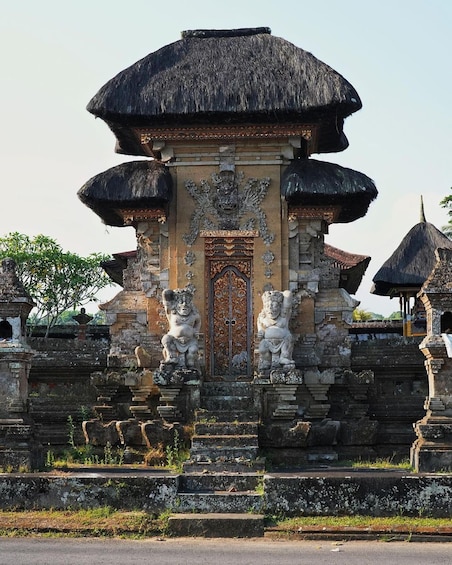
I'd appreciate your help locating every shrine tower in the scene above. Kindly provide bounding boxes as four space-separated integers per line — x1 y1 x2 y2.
79 28 376 379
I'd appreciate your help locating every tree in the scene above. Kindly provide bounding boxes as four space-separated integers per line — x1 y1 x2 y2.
0 232 113 336
440 188 452 238
387 311 403 321
352 308 373 321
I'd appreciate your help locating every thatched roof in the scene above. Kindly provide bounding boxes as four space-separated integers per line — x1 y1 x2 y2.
371 221 452 296
281 158 377 223
324 244 371 294
78 160 173 227
87 28 362 155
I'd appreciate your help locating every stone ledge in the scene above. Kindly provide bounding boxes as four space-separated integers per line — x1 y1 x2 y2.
168 513 265 538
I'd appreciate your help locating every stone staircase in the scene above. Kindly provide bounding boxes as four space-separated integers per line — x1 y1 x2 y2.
183 382 264 473
169 382 265 536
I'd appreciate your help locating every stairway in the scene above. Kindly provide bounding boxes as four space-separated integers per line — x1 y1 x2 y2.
169 382 265 535
183 382 264 473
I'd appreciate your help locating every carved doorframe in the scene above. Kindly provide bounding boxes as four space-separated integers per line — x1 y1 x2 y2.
203 231 256 380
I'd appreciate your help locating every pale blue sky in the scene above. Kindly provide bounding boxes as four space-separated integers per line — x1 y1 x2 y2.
1 0 451 315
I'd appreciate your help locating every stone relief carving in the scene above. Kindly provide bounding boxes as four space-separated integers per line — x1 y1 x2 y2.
160 288 201 371
184 250 196 266
183 171 274 246
262 250 275 265
257 290 295 372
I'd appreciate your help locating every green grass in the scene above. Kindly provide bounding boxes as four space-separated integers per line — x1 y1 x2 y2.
334 457 414 472
0 509 450 539
268 514 452 532
0 508 166 539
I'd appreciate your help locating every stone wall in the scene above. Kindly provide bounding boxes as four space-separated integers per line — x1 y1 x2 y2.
351 336 427 458
28 336 111 447
23 332 428 460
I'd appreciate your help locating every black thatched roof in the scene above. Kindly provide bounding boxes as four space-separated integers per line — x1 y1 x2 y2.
371 221 452 296
87 28 361 155
281 158 377 223
78 160 173 227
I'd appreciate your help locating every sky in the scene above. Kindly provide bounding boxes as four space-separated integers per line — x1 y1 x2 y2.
1 0 451 316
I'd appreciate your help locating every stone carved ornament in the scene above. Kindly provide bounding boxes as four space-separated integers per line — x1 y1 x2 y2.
183 171 275 246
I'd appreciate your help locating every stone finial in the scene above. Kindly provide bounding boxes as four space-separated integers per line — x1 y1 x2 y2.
0 258 32 302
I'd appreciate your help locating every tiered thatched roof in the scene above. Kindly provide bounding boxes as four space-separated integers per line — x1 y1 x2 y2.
281 158 377 222
371 221 452 296
87 28 362 156
78 160 173 226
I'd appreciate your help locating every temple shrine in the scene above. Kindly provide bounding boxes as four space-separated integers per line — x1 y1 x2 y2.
78 27 381 467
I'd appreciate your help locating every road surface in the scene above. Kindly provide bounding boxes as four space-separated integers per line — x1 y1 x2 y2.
0 537 451 565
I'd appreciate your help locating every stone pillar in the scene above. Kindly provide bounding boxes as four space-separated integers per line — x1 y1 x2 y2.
125 369 160 420
0 258 41 470
411 248 452 472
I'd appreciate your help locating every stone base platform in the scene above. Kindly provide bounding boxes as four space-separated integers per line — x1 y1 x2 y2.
167 513 265 538
0 466 451 523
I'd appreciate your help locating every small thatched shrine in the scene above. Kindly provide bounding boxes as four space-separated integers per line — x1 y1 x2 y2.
372 199 452 336
79 28 378 466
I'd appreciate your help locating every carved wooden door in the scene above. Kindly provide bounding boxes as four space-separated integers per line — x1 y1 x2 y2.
204 234 255 380
209 263 252 378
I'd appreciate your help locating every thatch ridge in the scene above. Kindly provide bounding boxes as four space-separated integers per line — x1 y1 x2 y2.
371 222 452 296
281 158 377 223
78 160 172 227
87 30 361 126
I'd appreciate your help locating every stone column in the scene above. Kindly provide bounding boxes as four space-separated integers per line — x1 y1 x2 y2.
411 249 452 472
0 258 41 470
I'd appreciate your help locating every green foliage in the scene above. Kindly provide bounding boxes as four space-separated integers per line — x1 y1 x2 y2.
387 310 403 320
440 188 452 238
352 308 373 321
0 232 112 336
165 430 189 471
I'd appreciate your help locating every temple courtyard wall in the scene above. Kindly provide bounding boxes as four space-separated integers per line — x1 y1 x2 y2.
26 328 427 460
0 469 451 518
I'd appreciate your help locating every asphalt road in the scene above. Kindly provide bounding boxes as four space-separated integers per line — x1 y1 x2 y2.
0 538 451 565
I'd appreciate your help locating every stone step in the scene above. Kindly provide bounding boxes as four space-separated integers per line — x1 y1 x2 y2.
192 434 259 450
195 410 258 423
201 382 255 397
180 472 262 492
189 445 260 461
182 458 266 473
194 421 258 436
167 513 265 537
173 492 264 514
201 396 255 412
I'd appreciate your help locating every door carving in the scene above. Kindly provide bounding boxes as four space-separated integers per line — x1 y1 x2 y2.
204 234 254 379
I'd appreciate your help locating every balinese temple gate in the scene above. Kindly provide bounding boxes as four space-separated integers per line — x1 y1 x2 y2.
79 28 378 466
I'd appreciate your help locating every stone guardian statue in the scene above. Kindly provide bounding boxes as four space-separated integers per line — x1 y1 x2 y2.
257 290 295 371
161 288 201 370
